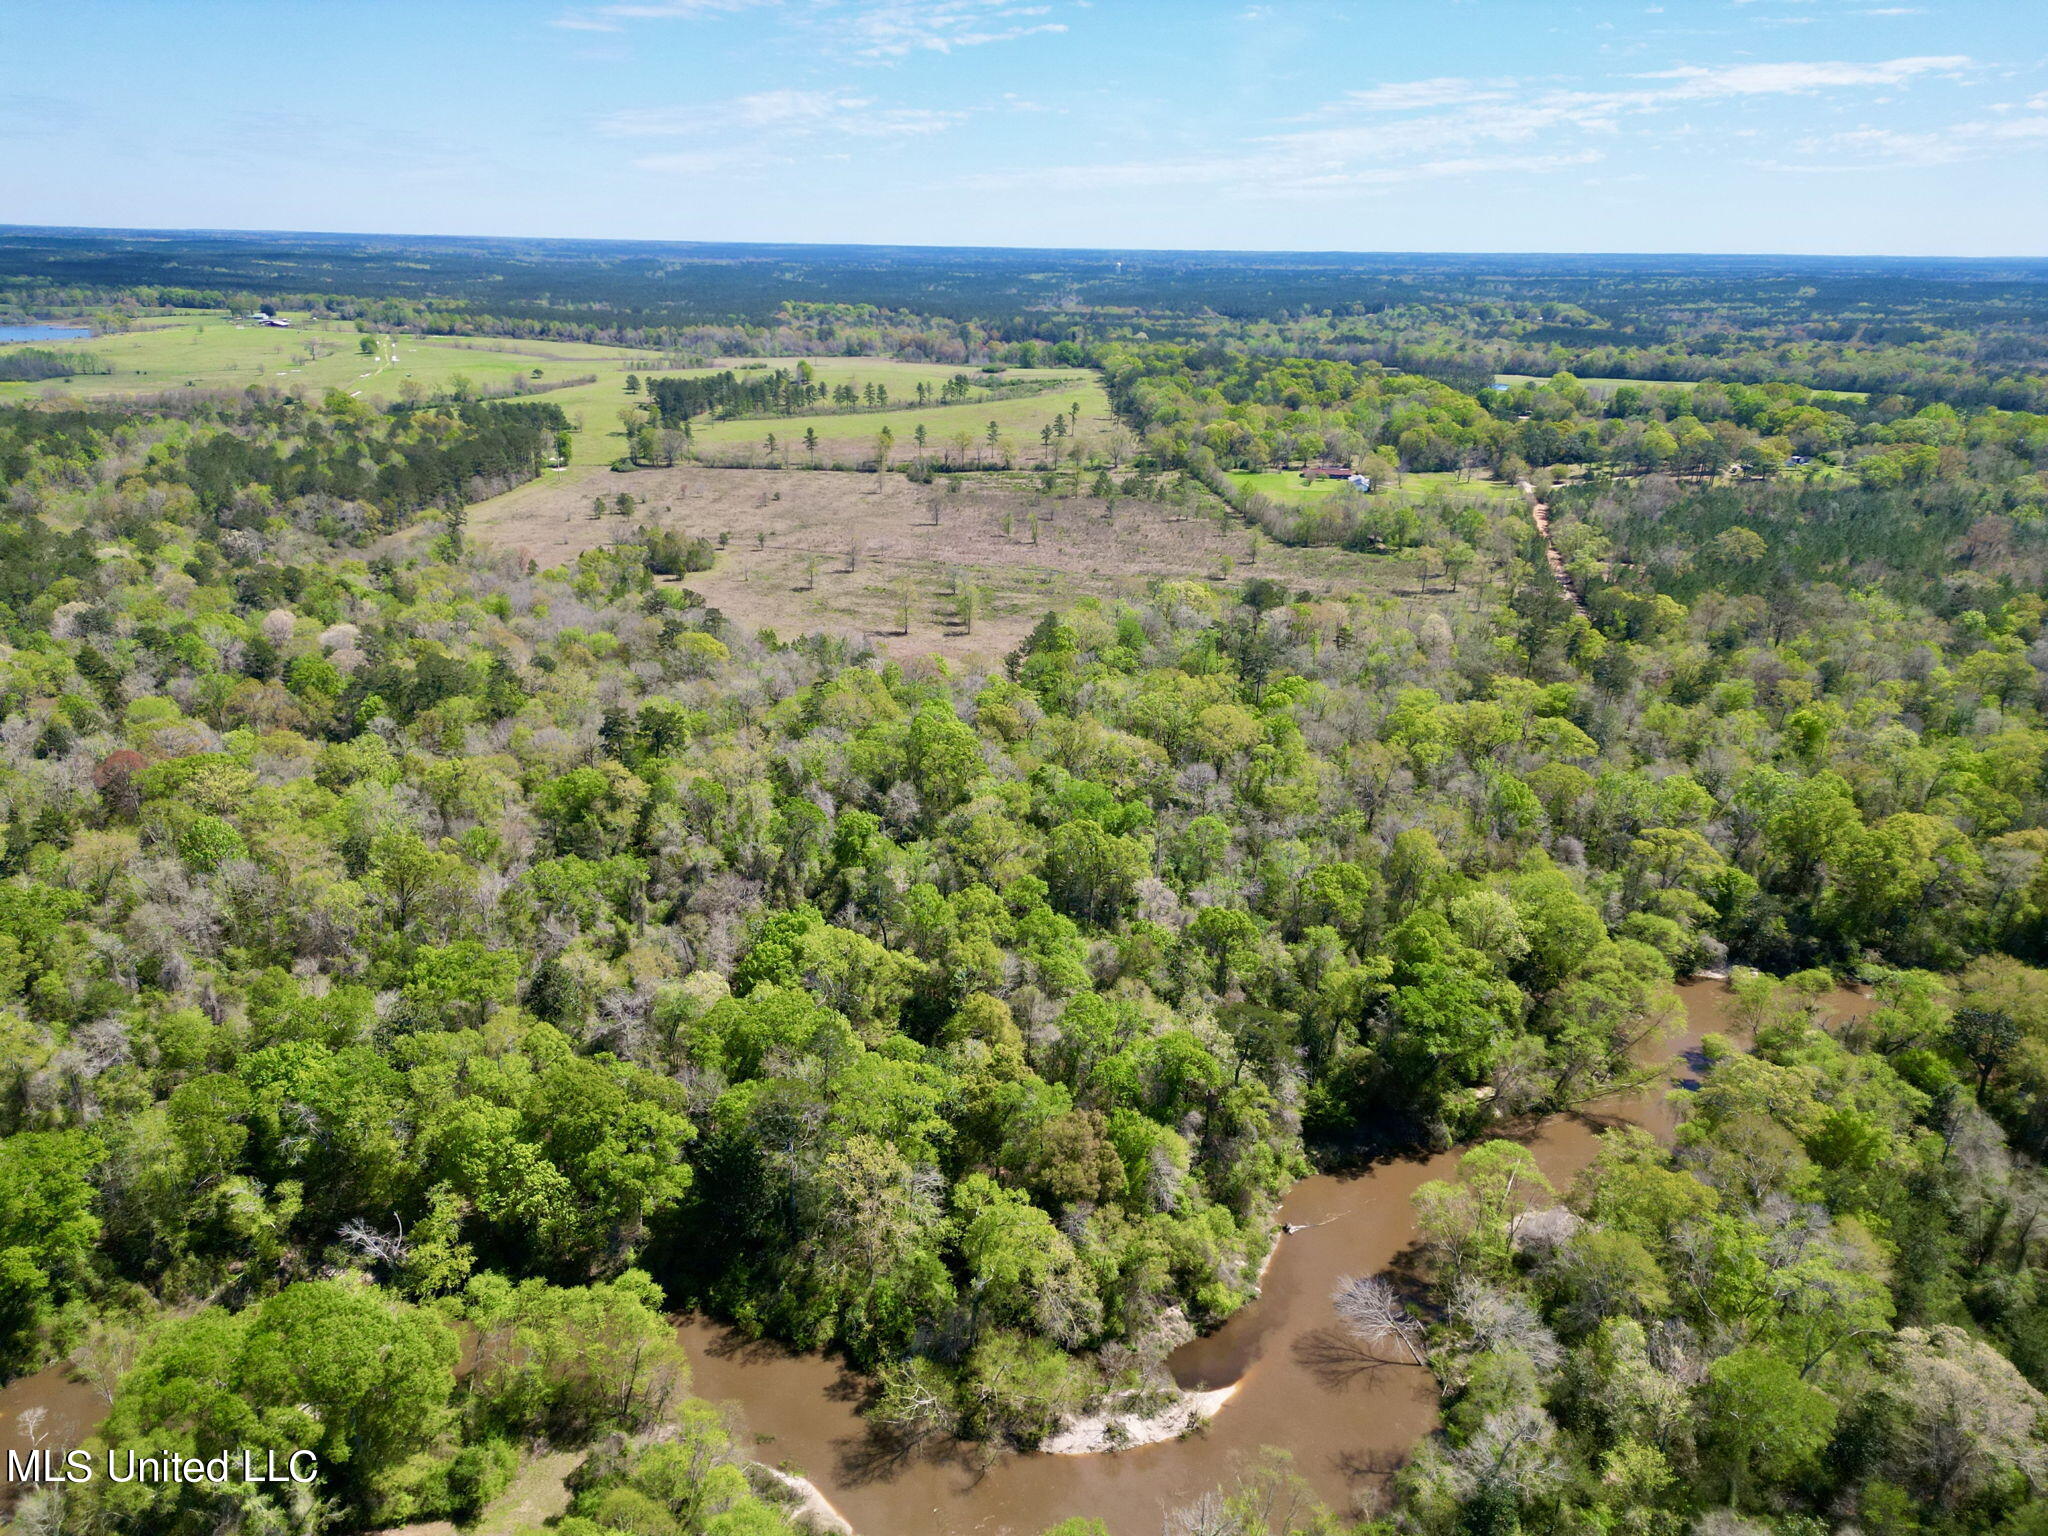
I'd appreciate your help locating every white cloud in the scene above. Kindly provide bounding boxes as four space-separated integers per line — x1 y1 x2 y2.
552 0 1069 54
1265 91 1634 170
631 148 768 175
1984 116 2048 141
551 0 775 29
1792 125 1961 166
1777 111 2048 169
1326 78 1504 113
612 87 965 178
963 145 1605 198
1261 150 1607 197
959 52 1990 206
602 89 961 138
1642 54 1971 97
845 1 1066 57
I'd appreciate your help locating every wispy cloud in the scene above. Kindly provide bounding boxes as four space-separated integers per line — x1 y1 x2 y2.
964 148 1605 197
967 53 1986 203
1325 78 1506 113
552 0 1068 54
552 0 773 30
844 0 1067 57
602 89 962 138
1778 112 2048 168
1642 54 1971 96
625 147 775 175
610 88 966 178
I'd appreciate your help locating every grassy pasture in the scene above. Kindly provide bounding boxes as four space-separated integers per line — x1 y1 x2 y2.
0 323 1106 469
0 312 661 407
1230 468 1520 508
707 356 1090 395
1494 373 1694 395
546 356 1103 467
680 378 1114 467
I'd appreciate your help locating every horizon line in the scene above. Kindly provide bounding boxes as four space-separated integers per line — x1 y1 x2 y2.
3 222 2046 267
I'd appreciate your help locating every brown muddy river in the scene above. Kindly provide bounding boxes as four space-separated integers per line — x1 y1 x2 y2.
678 980 1870 1536
2 981 1873 1534
0 1363 110 1489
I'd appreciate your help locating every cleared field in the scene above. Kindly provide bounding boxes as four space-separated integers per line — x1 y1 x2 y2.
548 356 1103 468
471 465 1496 662
1231 468 1520 507
0 324 1112 472
0 312 662 407
707 356 1090 395
682 378 1114 468
1494 373 1693 394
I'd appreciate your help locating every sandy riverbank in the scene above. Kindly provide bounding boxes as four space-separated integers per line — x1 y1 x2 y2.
759 1465 856 1534
1041 1384 1240 1455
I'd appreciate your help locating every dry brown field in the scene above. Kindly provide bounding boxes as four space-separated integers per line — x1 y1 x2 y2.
471 464 1491 662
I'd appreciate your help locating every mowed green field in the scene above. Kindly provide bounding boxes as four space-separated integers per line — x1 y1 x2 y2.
547 356 1104 467
707 356 1090 395
682 377 1110 466
0 312 662 406
0 320 1110 468
1493 373 1695 395
1493 372 1868 402
1231 468 1520 507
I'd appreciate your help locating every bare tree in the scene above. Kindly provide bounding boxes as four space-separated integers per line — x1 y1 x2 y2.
1167 1492 1248 1536
1445 1404 1564 1505
1333 1274 1428 1365
70 1315 147 1404
870 1358 960 1447
1447 1277 1561 1372
1883 1324 2048 1509
339 1216 410 1268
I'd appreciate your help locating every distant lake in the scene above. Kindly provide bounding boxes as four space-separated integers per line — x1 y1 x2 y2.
0 324 90 343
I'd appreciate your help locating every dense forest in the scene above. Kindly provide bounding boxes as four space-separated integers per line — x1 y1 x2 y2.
7 228 2047 402
5 243 2048 1536
0 350 108 385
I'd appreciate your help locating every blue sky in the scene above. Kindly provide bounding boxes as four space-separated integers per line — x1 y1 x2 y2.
3 0 2045 254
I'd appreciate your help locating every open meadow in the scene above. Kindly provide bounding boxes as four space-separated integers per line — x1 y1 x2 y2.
0 322 1107 467
1230 467 1522 509
0 312 663 406
678 374 1112 468
470 464 1501 661
548 355 1105 466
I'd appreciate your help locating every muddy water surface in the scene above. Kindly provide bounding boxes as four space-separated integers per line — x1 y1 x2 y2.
679 982 1871 1535
0 983 1871 1534
0 1363 107 1484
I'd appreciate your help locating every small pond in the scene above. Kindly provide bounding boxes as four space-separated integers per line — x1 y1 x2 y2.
0 325 91 344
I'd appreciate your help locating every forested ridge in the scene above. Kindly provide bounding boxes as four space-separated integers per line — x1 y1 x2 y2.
8 230 2047 402
6 262 2048 1536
